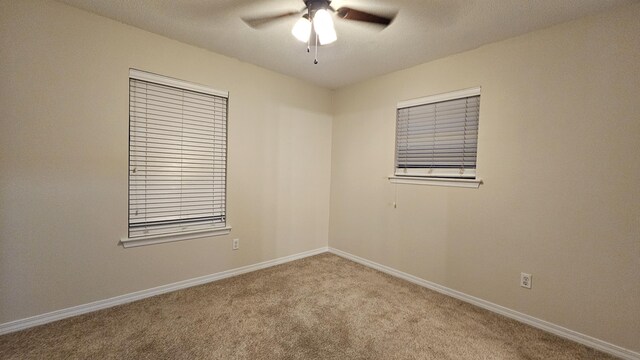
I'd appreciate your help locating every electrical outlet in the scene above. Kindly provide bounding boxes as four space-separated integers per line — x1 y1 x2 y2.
232 238 239 250
520 273 532 289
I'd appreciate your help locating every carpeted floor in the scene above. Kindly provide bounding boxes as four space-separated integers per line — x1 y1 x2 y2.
0 253 616 359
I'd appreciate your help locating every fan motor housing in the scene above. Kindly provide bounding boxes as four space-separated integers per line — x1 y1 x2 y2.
305 0 332 14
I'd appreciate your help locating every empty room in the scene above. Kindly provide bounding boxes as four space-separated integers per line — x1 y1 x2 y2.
1 0 638 359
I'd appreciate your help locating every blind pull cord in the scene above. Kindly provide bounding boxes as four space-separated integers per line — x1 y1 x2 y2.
393 183 398 209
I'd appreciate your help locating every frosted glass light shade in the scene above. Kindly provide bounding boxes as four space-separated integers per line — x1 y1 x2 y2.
313 9 337 45
291 17 311 42
318 27 337 45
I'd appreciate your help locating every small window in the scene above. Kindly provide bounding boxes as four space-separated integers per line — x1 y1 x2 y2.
395 87 480 179
123 69 230 247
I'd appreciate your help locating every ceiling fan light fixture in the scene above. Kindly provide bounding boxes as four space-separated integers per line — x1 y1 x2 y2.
245 0 394 63
291 16 312 42
312 9 336 44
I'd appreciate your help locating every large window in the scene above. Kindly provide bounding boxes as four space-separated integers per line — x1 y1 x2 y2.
394 87 480 182
122 69 230 248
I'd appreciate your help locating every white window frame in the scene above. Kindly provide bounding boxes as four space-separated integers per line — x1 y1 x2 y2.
121 69 231 248
390 87 483 188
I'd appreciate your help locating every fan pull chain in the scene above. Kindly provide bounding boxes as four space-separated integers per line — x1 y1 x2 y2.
314 32 319 64
307 8 312 54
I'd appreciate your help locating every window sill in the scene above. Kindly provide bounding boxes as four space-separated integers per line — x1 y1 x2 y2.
120 226 232 248
389 176 483 188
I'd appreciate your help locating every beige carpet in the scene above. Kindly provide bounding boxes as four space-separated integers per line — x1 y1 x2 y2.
0 253 615 359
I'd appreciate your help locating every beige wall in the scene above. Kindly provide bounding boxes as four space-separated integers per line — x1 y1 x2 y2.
329 3 640 352
0 0 332 323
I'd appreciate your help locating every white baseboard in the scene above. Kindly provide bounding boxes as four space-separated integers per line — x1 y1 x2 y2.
328 247 639 360
0 246 328 336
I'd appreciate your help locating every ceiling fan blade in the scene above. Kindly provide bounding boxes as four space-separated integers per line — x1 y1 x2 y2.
242 11 301 29
335 7 395 26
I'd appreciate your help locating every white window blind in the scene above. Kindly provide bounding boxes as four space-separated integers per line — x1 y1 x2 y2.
128 70 228 239
395 88 480 178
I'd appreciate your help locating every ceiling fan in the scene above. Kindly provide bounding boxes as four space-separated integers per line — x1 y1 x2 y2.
242 0 396 64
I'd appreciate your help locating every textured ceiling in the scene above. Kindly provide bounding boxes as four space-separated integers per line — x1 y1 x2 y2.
56 0 634 89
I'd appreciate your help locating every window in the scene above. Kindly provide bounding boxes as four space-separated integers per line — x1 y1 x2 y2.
121 69 230 248
392 87 482 188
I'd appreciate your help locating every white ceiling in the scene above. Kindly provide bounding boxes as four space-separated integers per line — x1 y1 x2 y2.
57 0 634 89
